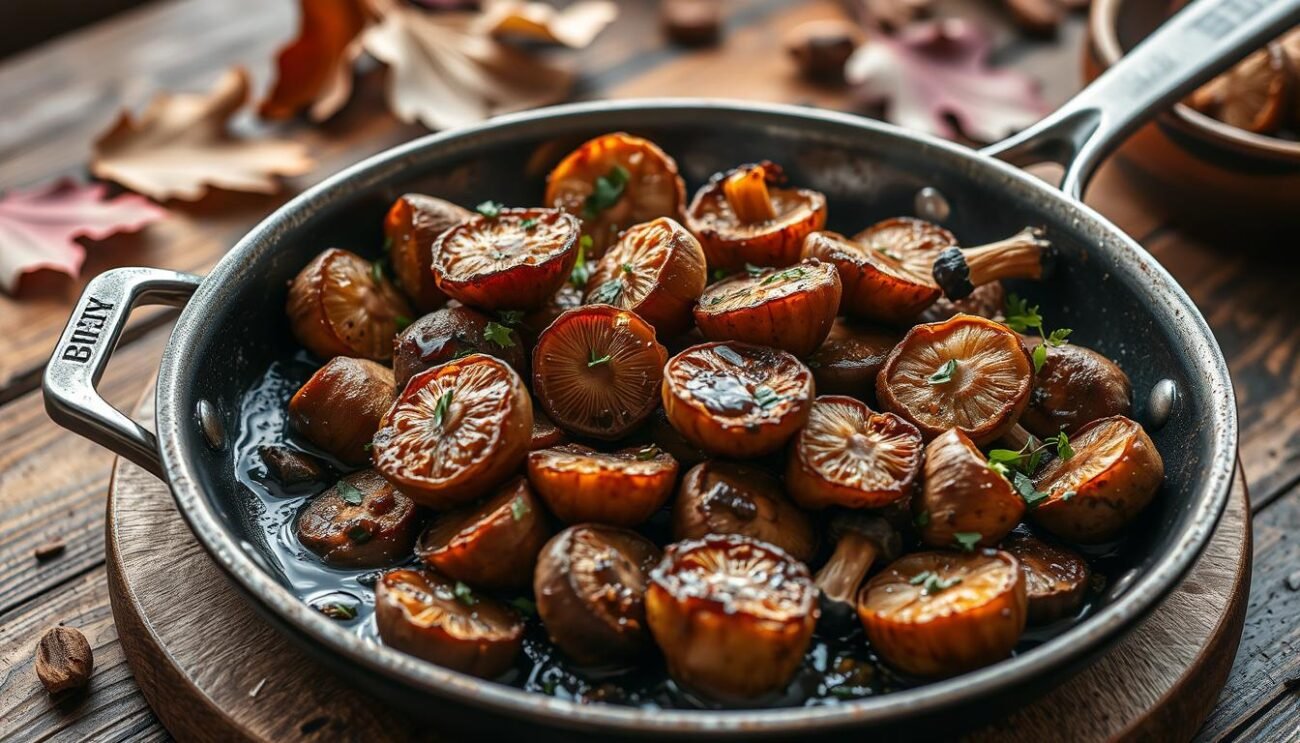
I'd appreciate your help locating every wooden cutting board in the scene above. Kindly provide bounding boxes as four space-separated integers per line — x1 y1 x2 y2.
106 388 1250 742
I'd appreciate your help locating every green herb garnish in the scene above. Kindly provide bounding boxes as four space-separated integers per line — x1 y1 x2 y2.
336 479 364 506
433 390 454 427
484 321 516 348
915 510 930 527
570 235 592 288
582 165 630 219
909 570 963 595
1061 490 1076 502
1005 294 1072 373
395 314 412 332
621 262 635 274
588 349 612 367
453 581 477 606
987 431 1073 482
509 597 537 616
347 525 372 544
476 200 503 218
1012 471 1050 508
588 279 624 305
744 262 765 277
927 359 958 385
497 310 525 326
635 445 661 461
511 496 528 521
371 259 386 284
760 267 805 285
953 532 982 552
752 384 782 409
317 602 357 620
710 268 731 282
715 345 745 366
521 217 539 230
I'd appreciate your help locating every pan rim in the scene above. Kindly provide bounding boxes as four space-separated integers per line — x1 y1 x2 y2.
155 98 1237 734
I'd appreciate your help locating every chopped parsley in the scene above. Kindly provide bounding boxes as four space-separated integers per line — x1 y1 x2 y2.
394 314 412 332
1012 471 1050 508
621 262 635 274
336 479 364 506
317 602 357 620
752 384 782 409
1005 294 1072 372
510 496 528 521
453 581 477 606
744 262 765 277
953 532 982 552
521 217 539 230
582 164 630 219
760 267 805 285
370 259 386 284
497 310 525 326
476 200 503 218
927 358 958 385
588 349 612 367
432 390 454 427
710 268 731 282
635 445 662 461
483 321 516 348
909 570 962 595
987 431 1074 482
570 235 593 287
588 278 624 305
715 345 745 366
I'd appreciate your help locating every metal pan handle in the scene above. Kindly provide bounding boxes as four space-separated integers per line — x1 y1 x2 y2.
983 0 1300 199
43 267 202 478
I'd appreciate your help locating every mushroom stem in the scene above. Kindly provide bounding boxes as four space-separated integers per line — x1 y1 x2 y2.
998 423 1038 453
931 227 1054 299
723 166 778 224
814 531 878 605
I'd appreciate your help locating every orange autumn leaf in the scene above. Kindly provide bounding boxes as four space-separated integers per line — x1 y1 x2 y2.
92 68 315 201
260 0 370 121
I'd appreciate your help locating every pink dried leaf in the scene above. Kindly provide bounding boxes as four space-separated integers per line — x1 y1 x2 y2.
846 19 1048 143
0 181 165 295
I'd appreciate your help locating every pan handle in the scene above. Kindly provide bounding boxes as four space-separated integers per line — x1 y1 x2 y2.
982 0 1300 199
43 267 202 479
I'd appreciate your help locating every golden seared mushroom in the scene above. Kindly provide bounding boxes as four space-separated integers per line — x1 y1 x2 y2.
1190 43 1292 134
686 162 828 271
672 461 817 563
372 354 532 509
528 443 678 527
662 342 814 459
535 525 662 667
931 228 1054 302
532 305 668 440
520 284 584 348
1019 340 1132 440
806 319 900 398
375 568 524 677
583 217 708 338
857 550 1027 677
802 230 941 325
917 429 1025 549
287 248 413 362
1031 416 1163 543
297 470 419 568
876 314 1034 446
694 258 842 358
1001 530 1091 625
545 133 687 255
288 357 395 465
383 194 471 312
392 305 527 391
647 535 818 701
814 512 901 626
786 395 924 510
528 408 567 450
414 477 549 590
432 207 580 311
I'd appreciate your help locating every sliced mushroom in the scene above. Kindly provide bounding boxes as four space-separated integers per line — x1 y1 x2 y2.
288 356 395 465
805 318 900 398
917 428 1025 549
529 408 567 450
686 162 828 271
392 305 527 392
1019 339 1132 440
583 217 708 338
297 470 419 568
415 477 549 590
528 443 678 527
694 258 842 358
432 208 580 311
383 194 471 312
672 461 817 563
287 248 413 362
802 230 940 325
1189 43 1292 134
1001 530 1090 625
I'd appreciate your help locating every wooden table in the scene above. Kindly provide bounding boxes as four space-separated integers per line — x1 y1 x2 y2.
0 1 1296 740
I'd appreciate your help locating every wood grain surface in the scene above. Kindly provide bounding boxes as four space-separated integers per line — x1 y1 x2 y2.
1 0 1298 740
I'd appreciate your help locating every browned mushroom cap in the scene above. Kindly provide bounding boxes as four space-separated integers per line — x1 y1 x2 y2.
672 461 817 563
519 284 584 348
415 477 549 590
801 230 940 325
687 162 828 271
646 534 818 701
259 445 325 488
383 194 471 312
545 133 687 256
806 318 901 398
373 354 533 509
583 217 708 338
917 429 1025 549
534 524 662 667
297 470 419 568
432 208 580 311
857 550 1027 677
814 511 901 613
288 356 395 465
694 258 842 358
786 396 923 510
528 443 678 527
851 217 957 274
528 408 567 450
931 228 1054 301
1000 530 1090 625
1019 339 1132 440
1189 43 1292 134
876 314 1034 446
920 282 1006 324
392 305 527 391
375 568 524 678
287 248 413 362
1031 416 1163 543
661 342 814 459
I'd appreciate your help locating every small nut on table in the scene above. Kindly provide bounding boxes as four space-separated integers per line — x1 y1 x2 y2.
785 20 864 83
35 626 93 694
662 0 722 47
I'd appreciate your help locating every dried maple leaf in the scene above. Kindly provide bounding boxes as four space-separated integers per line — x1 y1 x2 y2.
845 19 1047 143
92 68 315 201
478 0 618 48
362 1 575 130
259 0 370 121
0 181 165 295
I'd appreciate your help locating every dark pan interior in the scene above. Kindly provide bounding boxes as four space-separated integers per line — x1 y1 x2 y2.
156 101 1235 738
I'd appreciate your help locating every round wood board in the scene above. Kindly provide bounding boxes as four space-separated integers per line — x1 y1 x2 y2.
106 389 1251 742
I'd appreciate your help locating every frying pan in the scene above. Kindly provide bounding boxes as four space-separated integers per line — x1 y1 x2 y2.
43 0 1299 737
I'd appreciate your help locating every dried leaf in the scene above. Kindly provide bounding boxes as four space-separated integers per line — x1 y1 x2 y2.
845 19 1048 143
92 68 315 201
0 181 165 295
362 2 574 130
479 0 618 48
260 0 370 121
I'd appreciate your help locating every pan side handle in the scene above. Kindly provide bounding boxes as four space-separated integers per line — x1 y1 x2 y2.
982 0 1300 200
43 268 202 479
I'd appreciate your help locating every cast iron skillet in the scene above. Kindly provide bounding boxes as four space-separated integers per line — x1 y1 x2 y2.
43 0 1298 738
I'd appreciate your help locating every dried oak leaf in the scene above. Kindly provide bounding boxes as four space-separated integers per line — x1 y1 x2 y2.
92 67 315 201
478 0 618 48
362 1 574 130
0 180 165 295
259 0 370 121
845 19 1047 143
